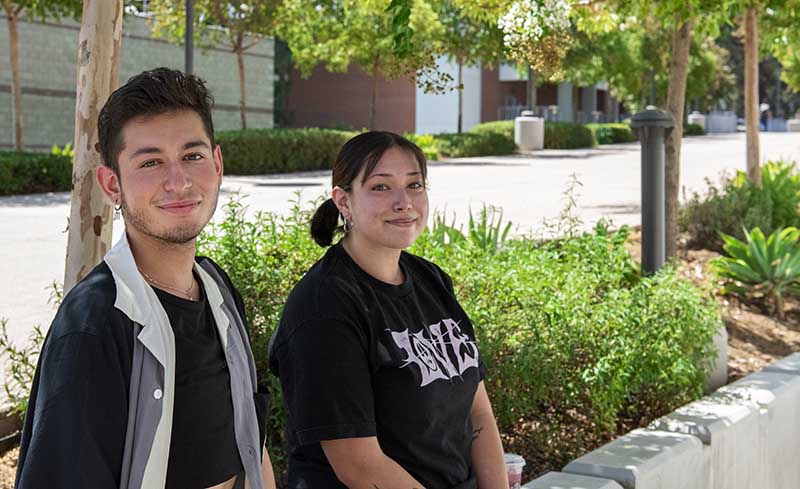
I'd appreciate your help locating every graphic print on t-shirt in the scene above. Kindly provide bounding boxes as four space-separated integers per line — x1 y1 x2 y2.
389 318 480 386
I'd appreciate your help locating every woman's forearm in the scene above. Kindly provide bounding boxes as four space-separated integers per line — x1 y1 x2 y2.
321 437 426 489
471 383 508 488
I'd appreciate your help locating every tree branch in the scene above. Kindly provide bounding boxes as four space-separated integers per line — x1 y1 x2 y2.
243 38 262 51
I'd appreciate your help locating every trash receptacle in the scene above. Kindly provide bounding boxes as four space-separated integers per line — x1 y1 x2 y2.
514 110 544 151
787 119 800 132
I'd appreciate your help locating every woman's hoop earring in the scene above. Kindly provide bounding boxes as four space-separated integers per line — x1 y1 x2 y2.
341 212 353 234
113 200 122 221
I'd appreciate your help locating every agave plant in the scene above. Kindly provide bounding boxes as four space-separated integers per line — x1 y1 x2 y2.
713 227 800 318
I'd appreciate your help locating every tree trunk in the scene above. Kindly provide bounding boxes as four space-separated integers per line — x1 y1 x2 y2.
235 35 247 129
457 56 463 134
744 7 760 186
6 12 24 150
664 17 693 259
370 57 379 130
64 0 123 293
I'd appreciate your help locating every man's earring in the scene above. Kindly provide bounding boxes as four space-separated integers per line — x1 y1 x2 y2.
113 200 122 220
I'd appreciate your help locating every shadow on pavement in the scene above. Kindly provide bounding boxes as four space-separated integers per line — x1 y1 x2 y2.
584 203 641 214
0 192 71 207
253 181 324 187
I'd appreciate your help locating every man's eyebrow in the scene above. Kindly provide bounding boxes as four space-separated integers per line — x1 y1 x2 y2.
129 146 162 161
183 140 211 151
128 140 210 161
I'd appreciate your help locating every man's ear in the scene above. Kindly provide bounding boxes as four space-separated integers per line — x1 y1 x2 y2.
96 165 121 205
213 144 224 178
331 186 350 217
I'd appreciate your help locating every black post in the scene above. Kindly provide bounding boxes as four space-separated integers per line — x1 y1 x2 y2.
185 0 194 74
630 108 675 274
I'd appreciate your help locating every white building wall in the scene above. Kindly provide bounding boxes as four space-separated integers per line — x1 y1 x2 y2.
415 57 482 134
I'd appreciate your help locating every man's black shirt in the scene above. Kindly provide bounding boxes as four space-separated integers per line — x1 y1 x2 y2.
154 285 243 488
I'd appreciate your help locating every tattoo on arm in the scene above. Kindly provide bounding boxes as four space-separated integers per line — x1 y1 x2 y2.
472 426 484 441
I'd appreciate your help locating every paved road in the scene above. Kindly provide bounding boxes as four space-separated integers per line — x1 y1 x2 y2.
1 132 799 383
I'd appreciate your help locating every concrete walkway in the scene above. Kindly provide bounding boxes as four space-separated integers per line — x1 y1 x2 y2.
0 132 798 382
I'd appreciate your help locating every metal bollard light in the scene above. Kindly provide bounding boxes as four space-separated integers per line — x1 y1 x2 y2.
630 107 675 275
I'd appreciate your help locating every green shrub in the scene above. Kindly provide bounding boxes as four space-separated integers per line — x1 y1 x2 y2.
471 119 597 150
470 120 515 139
713 227 800 318
683 123 706 136
216 128 356 175
587 123 637 144
198 193 720 475
0 151 73 196
544 121 596 149
403 133 439 161
434 131 516 158
680 160 800 251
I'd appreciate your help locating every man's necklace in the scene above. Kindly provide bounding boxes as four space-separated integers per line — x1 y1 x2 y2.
138 267 197 300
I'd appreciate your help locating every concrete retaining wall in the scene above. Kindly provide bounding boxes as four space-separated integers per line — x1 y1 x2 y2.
524 352 800 489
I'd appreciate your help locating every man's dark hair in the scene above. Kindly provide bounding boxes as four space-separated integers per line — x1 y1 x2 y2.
97 67 215 174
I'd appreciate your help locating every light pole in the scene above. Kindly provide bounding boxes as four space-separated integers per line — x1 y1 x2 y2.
185 0 194 74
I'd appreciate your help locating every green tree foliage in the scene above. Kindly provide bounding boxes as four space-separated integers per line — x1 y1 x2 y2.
147 0 281 129
761 1 800 92
276 0 448 129
435 1 504 131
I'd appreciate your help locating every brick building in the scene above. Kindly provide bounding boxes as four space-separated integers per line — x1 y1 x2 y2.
285 57 622 134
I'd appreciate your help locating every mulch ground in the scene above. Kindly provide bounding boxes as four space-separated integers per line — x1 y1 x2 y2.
2 228 799 486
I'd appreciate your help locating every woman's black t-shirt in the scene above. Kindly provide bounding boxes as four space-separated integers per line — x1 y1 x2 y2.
269 243 486 489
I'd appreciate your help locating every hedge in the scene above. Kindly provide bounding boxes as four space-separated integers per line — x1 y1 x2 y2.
544 121 596 149
0 152 72 196
684 123 706 136
434 131 517 157
470 120 597 150
586 123 637 144
216 128 356 175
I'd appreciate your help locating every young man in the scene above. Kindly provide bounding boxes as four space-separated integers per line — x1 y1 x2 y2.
15 68 275 489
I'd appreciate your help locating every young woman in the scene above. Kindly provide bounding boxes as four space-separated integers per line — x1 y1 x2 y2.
269 131 508 488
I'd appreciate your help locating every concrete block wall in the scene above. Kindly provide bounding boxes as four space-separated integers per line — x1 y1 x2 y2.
524 352 800 489
1 13 274 150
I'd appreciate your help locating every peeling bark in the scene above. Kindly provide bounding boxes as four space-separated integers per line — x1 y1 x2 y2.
64 0 123 292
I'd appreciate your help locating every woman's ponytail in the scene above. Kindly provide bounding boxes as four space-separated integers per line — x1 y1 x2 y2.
310 198 341 247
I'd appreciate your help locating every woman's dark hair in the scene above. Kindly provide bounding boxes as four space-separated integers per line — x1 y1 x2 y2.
97 67 215 174
311 131 428 247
